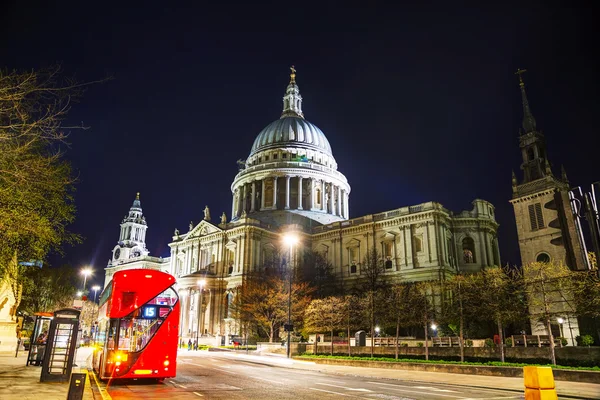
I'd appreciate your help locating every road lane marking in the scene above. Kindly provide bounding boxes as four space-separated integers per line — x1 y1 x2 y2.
193 392 204 397
316 383 373 392
414 386 458 393
169 380 188 389
309 388 365 398
90 369 112 400
367 382 464 398
461 397 521 400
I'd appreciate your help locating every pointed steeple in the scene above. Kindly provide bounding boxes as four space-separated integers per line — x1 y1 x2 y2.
561 165 569 183
515 69 537 134
281 65 304 119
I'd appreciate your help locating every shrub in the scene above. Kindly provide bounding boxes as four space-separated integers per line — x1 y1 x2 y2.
484 338 494 347
559 337 568 347
401 343 408 347
581 335 594 347
505 338 513 346
417 342 424 347
465 339 473 347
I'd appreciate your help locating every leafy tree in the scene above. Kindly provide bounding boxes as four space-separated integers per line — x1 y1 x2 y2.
18 264 77 314
519 261 576 365
239 272 313 342
0 66 97 316
414 281 436 361
387 282 427 359
470 267 528 362
304 296 347 355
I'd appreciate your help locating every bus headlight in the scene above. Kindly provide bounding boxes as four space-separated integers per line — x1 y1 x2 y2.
163 360 169 366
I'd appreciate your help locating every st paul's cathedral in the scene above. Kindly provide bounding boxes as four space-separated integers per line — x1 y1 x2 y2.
104 68 501 342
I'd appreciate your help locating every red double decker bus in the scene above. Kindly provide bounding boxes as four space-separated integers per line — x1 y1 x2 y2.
92 269 179 381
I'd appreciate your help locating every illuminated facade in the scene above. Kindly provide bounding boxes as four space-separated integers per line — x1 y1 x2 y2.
105 69 501 342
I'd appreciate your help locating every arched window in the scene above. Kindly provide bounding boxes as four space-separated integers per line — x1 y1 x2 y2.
350 264 357 274
536 252 551 263
462 237 476 263
413 236 422 253
527 148 535 161
316 188 321 205
264 179 273 207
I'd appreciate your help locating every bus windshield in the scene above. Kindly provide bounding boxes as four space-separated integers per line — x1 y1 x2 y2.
107 286 178 352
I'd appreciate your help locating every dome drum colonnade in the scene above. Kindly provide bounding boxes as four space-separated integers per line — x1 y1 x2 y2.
230 67 350 225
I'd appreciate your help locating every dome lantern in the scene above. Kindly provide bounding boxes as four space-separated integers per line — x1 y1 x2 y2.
281 65 304 119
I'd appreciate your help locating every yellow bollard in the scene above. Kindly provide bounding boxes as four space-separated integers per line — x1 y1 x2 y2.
523 366 558 400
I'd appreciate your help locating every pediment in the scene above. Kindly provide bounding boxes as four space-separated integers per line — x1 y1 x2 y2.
381 231 397 241
344 238 361 248
187 220 222 239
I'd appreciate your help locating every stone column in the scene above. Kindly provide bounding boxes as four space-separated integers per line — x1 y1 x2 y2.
321 180 326 211
310 178 315 210
344 191 349 218
478 230 488 266
251 181 256 212
329 183 335 214
285 176 291 209
337 186 342 216
231 189 236 219
485 231 494 265
272 177 277 209
261 179 266 210
297 177 303 210
240 184 245 215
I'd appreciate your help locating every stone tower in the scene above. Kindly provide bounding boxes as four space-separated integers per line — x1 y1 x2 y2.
509 70 587 270
509 70 586 344
111 192 150 264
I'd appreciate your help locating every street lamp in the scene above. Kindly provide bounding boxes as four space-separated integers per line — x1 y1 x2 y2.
91 285 101 303
375 326 380 337
283 233 299 359
76 291 83 297
196 279 206 349
557 317 565 341
81 267 93 291
431 323 438 338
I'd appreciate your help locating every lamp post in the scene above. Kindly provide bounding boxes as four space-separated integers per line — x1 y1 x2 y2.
81 267 93 292
91 285 101 303
375 326 380 337
557 317 565 341
283 233 299 359
196 279 206 350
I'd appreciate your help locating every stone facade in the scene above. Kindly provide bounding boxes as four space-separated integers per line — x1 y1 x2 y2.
104 69 500 343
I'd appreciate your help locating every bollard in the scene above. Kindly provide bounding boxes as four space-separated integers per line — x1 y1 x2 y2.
523 366 558 400
67 371 87 400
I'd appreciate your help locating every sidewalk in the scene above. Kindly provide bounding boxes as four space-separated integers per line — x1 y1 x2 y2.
0 346 95 400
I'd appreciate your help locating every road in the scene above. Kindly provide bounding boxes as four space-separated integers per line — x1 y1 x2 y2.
94 351 531 400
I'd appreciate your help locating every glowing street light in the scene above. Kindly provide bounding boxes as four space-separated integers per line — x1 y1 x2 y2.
91 285 101 303
557 317 565 339
76 291 83 297
196 279 206 349
81 267 93 291
375 326 380 337
283 233 299 359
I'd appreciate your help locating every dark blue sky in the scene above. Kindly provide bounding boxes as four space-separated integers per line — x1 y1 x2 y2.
2 1 598 288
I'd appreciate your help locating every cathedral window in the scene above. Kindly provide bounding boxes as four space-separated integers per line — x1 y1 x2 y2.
462 237 476 263
265 155 269 161
282 153 287 159
316 188 321 205
348 246 359 267
350 264 357 274
527 148 535 161
264 180 274 207
528 203 545 231
258 157 262 162
273 153 278 160
536 252 551 263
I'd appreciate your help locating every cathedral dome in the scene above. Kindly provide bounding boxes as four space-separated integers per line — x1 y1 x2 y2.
249 116 333 157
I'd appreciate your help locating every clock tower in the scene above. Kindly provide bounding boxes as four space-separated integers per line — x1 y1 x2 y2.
111 192 149 263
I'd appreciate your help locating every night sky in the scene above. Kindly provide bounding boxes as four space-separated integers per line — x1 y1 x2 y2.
2 2 598 289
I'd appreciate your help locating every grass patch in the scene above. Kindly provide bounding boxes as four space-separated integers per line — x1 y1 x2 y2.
297 354 600 371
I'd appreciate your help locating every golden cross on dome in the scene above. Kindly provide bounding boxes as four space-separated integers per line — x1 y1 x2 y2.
515 68 527 85
290 65 296 83
136 192 140 200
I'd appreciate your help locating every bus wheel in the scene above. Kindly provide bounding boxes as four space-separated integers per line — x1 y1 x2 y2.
155 378 165 383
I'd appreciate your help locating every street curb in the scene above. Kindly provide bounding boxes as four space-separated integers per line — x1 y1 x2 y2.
301 358 600 384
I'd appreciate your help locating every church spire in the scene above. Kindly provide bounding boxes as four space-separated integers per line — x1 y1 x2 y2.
515 68 537 134
281 65 304 119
